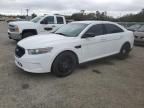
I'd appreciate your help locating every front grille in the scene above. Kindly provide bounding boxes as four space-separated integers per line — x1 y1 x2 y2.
15 45 25 58
8 24 16 32
135 36 144 39
9 24 15 28
9 28 16 32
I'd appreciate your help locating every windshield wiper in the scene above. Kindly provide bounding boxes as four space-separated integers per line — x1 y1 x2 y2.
55 33 66 36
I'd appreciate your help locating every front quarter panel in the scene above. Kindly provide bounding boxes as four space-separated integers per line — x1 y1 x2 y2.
49 39 83 66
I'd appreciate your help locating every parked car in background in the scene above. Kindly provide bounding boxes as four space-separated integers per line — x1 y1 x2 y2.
127 24 142 32
8 14 66 41
6 17 24 23
15 21 134 77
134 25 144 45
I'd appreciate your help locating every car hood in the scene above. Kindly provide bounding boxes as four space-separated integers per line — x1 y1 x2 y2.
9 21 36 27
18 34 72 49
134 31 144 37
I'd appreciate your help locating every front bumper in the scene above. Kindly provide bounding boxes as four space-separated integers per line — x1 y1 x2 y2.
15 54 53 73
8 32 22 40
134 38 144 45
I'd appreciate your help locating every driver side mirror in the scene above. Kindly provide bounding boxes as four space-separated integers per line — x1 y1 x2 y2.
82 33 95 38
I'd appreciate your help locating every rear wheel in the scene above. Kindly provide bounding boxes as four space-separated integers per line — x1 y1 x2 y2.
22 32 34 39
52 52 77 77
118 43 131 59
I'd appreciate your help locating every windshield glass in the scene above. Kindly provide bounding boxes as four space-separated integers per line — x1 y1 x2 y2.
54 23 88 37
137 25 144 32
128 24 141 30
31 16 43 23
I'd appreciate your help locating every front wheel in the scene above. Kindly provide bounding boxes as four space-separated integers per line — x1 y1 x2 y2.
118 43 131 59
52 52 77 77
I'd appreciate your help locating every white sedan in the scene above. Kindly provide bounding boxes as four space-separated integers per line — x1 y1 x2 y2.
15 21 134 77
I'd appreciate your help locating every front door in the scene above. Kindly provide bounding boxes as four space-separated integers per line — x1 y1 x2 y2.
40 16 57 33
81 24 106 62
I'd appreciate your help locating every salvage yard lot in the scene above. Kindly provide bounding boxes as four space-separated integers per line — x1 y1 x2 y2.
0 22 144 108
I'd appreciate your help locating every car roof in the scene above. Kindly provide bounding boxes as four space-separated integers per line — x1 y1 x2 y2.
71 21 115 25
44 14 64 17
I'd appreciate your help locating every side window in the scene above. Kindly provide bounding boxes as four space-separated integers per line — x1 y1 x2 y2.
56 17 64 24
42 16 54 24
104 24 124 34
85 24 104 36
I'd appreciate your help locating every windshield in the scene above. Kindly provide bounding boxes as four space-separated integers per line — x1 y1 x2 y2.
54 23 88 37
128 24 141 30
137 25 144 32
31 16 43 23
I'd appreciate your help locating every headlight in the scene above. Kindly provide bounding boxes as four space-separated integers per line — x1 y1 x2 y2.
28 47 53 55
15 26 19 32
9 25 19 32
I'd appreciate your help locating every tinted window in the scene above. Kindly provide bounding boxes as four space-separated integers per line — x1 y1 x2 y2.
85 24 104 36
42 16 54 24
104 24 124 34
57 17 64 24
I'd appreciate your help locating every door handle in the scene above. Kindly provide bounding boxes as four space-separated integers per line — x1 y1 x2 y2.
75 45 82 49
44 27 53 31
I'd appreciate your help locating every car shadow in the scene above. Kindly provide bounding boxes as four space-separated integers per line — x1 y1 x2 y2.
78 55 117 70
13 54 132 79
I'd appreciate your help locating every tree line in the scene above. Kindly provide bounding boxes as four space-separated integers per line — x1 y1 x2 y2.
1 9 144 22
66 9 144 22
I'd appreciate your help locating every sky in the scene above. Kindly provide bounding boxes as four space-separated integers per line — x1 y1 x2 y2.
0 0 143 17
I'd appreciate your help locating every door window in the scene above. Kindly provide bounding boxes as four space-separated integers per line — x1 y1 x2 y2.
104 24 124 34
56 17 64 24
84 24 104 36
42 16 54 24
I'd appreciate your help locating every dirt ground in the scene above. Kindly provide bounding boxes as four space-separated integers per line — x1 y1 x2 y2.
0 22 144 108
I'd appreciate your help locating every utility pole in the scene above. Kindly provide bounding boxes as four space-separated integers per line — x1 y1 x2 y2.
26 9 29 16
21 9 22 16
26 9 30 20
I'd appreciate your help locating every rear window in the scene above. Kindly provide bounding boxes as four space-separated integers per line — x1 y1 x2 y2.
104 24 124 34
56 17 64 24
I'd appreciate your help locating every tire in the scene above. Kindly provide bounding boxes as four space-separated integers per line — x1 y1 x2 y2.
118 43 131 59
22 32 34 39
14 39 19 42
52 52 77 77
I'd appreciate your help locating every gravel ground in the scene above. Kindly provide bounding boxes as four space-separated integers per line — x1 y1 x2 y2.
0 22 144 108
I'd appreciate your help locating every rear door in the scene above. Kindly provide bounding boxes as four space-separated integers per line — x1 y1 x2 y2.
101 23 125 55
54 16 65 31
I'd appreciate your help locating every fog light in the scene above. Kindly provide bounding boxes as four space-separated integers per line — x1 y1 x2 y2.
18 62 23 67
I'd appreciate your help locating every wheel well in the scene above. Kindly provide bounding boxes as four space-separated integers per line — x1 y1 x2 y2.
22 29 37 36
121 42 131 51
123 42 131 48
